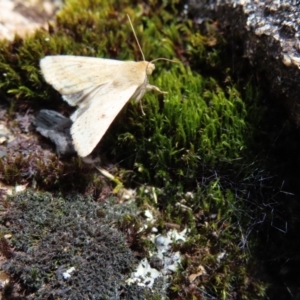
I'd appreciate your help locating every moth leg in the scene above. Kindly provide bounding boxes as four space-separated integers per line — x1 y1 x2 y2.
139 84 167 116
146 84 168 94
140 100 146 116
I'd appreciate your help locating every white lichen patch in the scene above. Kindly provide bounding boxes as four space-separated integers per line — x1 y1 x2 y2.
62 267 75 280
127 211 188 289
126 258 161 288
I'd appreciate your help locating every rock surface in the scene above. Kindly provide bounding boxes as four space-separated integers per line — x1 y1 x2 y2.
0 0 61 41
189 0 300 126
34 110 75 156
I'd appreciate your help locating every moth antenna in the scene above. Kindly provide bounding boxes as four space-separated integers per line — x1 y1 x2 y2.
150 58 179 64
146 58 179 74
127 14 145 61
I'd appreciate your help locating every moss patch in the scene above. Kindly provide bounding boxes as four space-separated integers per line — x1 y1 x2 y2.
0 0 273 299
0 0 257 189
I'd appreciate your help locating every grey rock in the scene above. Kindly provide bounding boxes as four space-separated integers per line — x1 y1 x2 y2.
189 0 300 125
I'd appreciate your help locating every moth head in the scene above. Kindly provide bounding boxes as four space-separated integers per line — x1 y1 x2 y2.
148 58 179 75
146 62 155 75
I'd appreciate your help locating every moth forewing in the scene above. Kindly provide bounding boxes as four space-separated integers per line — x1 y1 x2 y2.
70 84 141 157
40 56 145 95
40 57 166 157
39 16 169 157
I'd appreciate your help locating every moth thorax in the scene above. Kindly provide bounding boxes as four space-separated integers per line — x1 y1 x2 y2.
146 63 155 75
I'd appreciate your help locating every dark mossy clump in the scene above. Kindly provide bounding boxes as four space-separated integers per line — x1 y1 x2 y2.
0 190 149 299
0 134 106 192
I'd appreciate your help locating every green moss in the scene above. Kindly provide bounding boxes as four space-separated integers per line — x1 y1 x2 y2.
112 67 249 186
0 0 244 185
0 0 222 188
